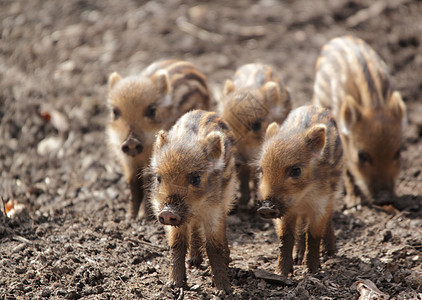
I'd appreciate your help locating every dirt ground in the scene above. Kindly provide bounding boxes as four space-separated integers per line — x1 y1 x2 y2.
1 0 422 299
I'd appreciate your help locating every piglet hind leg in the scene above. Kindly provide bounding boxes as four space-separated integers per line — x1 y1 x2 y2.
167 227 188 288
204 218 231 293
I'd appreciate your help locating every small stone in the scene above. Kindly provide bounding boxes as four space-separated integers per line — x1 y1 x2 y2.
132 256 142 265
35 227 45 237
37 136 64 156
95 286 104 294
65 290 78 299
383 230 393 242
15 266 26 274
56 289 67 296
131 287 142 297
25 271 35 279
41 288 51 297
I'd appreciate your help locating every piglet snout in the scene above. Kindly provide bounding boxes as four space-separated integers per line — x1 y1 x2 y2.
158 210 182 226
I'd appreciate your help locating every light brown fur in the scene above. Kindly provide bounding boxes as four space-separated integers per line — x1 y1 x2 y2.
217 63 291 208
313 35 406 206
150 110 237 292
257 105 343 276
106 60 210 218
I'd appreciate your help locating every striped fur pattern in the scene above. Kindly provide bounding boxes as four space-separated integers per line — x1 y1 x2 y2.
313 35 406 206
257 105 343 276
150 110 237 292
217 63 291 208
106 60 211 218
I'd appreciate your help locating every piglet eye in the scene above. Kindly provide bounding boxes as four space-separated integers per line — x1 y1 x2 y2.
250 121 262 131
358 150 372 164
112 107 120 120
289 167 301 178
188 172 201 187
156 175 162 184
145 104 156 119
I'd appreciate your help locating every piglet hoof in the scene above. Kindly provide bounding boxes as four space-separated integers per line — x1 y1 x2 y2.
167 279 186 290
277 259 294 277
215 289 232 297
213 278 232 294
306 261 321 274
187 257 203 269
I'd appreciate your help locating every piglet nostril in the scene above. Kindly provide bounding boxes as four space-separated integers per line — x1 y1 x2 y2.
136 144 144 153
122 145 129 153
121 138 143 156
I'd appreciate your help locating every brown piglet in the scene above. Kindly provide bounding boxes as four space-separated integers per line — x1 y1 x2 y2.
313 35 406 207
106 60 211 219
217 63 291 209
257 105 343 276
149 110 237 292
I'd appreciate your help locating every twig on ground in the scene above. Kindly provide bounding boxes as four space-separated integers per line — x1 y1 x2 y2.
13 235 33 244
127 238 167 250
346 0 411 27
176 16 224 43
253 269 295 286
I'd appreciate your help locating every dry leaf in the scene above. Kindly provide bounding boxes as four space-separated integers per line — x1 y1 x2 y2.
356 279 389 300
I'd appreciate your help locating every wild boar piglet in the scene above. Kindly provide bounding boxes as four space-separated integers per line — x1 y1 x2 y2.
150 110 237 292
257 105 343 276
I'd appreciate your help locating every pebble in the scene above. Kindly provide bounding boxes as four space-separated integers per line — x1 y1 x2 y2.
15 266 27 274
41 288 51 297
65 290 79 299
37 136 64 156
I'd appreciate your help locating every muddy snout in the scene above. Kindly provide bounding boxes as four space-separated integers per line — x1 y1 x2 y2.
157 207 182 226
121 134 143 157
257 199 282 219
373 189 395 205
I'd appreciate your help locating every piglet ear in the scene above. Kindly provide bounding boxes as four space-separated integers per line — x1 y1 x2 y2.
223 79 235 96
108 72 122 91
261 81 281 105
339 95 361 136
154 130 169 153
265 122 280 141
152 69 171 94
204 131 224 160
389 91 407 128
305 124 326 155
